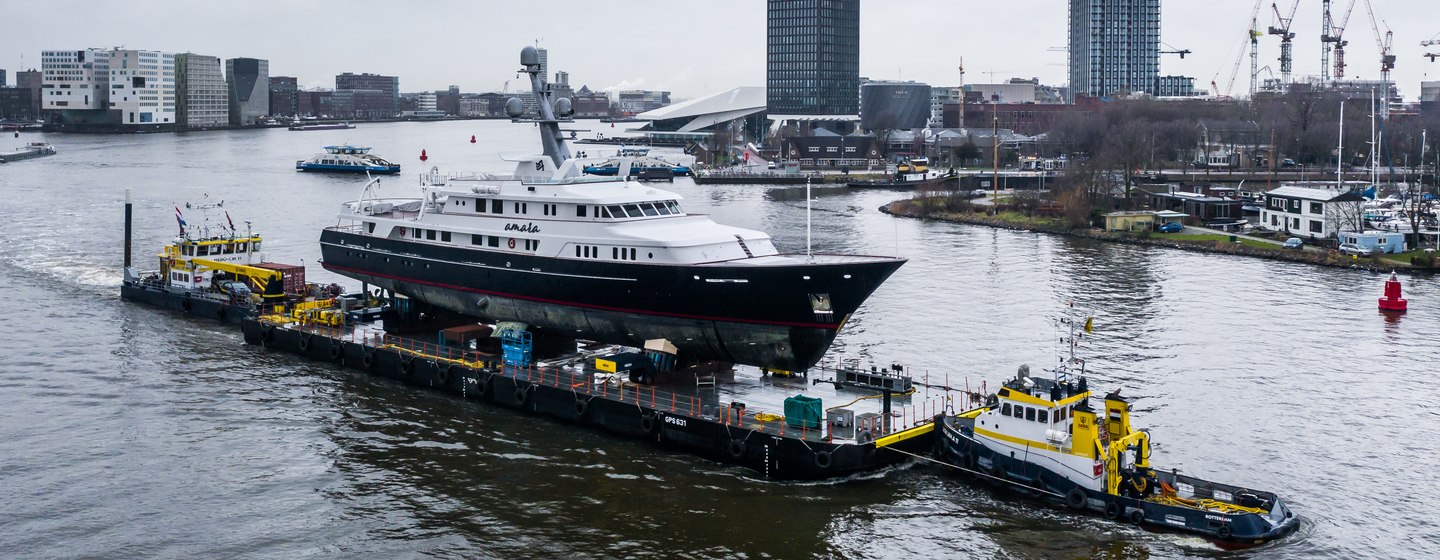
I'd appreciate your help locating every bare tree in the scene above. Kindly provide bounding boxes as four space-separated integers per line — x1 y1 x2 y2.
1100 120 1149 208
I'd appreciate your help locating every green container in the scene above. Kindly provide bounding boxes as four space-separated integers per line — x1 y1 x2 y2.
1229 235 1238 243
784 394 823 429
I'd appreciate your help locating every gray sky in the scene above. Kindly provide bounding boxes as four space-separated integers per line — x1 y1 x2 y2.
2 0 1436 100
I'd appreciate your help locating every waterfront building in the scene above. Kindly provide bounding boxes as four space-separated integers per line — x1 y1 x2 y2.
615 90 671 116
947 103 1071 136
417 92 437 111
0 69 6 87
1156 75 1202 97
1259 185 1365 238
1068 0 1161 99
108 49 177 126
175 53 227 128
436 85 460 116
0 87 33 120
297 89 336 117
336 72 398 119
766 0 860 117
41 48 111 112
965 82 1039 104
225 58 269 125
457 95 490 117
635 86 767 145
1148 191 1242 223
571 86 610 118
16 70 41 118
269 76 298 117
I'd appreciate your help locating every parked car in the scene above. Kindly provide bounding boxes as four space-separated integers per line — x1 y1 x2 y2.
1337 243 1375 256
1156 221 1183 233
1283 237 1304 250
1280 158 1298 168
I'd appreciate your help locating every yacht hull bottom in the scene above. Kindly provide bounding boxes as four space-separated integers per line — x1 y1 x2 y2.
347 273 839 370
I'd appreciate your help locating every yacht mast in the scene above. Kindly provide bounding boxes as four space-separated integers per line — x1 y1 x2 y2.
509 46 572 168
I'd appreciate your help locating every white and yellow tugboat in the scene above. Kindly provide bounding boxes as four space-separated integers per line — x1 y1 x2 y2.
937 310 1299 545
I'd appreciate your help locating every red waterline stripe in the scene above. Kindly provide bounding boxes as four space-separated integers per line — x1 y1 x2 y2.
323 262 840 330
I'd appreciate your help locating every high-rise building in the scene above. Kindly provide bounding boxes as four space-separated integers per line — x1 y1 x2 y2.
1068 0 1160 99
766 0 860 116
175 53 227 128
0 70 6 87
225 57 269 125
41 48 112 111
268 76 299 117
108 49 177 125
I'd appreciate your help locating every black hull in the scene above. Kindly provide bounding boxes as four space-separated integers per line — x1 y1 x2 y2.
319 229 904 370
240 318 929 479
121 280 253 324
936 418 1298 545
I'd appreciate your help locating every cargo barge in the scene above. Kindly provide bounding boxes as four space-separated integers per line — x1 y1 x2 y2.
237 309 946 479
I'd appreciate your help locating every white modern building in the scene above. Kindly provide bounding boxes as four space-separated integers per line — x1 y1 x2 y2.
40 48 111 110
175 53 227 128
418 92 437 111
1259 185 1366 238
929 86 961 128
107 49 176 125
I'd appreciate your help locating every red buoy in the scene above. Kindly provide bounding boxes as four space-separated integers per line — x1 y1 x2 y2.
470 135 476 144
1379 271 1408 313
420 149 428 162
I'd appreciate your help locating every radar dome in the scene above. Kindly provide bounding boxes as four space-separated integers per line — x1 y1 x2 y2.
520 46 540 66
554 97 574 117
504 97 524 118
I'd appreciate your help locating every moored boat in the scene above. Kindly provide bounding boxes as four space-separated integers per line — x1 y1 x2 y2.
296 145 400 174
289 122 356 131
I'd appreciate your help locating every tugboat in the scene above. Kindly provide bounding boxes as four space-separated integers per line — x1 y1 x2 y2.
120 193 310 324
316 47 905 371
936 309 1299 545
296 145 400 174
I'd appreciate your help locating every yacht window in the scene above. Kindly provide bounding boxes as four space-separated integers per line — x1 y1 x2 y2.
472 235 485 246
441 231 452 242
1038 410 1049 423
366 223 375 234
412 228 421 239
629 248 637 260
475 201 486 213
1025 408 1036 422
655 204 671 216
606 205 623 218
668 201 682 214
575 246 581 257
612 247 618 260
426 230 436 241
1000 403 1011 416
487 236 499 248
641 203 660 216
622 204 642 217
492 200 503 214
577 206 587 218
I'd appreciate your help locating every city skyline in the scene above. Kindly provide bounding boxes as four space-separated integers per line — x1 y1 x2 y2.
2 0 1437 100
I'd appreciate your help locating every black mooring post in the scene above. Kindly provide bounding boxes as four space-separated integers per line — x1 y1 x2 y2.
124 188 132 269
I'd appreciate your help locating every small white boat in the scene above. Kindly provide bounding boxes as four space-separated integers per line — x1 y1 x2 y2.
296 145 400 174
0 142 55 163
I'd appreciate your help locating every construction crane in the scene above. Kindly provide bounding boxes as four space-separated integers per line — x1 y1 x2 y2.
1320 0 1331 85
1322 0 1358 82
1161 44 1192 59
1267 0 1300 83
1362 0 1395 119
1424 33 1439 61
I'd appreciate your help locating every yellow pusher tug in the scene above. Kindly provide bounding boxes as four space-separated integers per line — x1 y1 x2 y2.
936 311 1299 545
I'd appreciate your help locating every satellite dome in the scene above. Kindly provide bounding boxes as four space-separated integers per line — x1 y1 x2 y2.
520 46 540 66
504 97 524 118
554 97 573 117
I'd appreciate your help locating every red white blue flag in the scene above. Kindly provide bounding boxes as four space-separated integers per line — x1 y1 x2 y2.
175 206 187 233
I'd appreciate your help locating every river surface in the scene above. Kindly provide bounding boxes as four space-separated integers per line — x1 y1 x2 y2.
0 120 1435 559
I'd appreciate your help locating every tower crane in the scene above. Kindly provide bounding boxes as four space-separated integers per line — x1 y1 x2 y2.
1161 43 1192 59
1362 0 1394 118
1320 0 1332 86
1324 0 1358 81
1424 33 1439 60
1267 1 1300 83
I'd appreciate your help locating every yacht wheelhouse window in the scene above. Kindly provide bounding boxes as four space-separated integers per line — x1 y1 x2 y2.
622 204 642 217
605 205 623 218
441 231 452 242
655 204 672 215
667 201 681 213
640 203 659 216
577 206 587 218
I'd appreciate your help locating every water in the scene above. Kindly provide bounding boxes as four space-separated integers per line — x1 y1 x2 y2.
1 120 1436 559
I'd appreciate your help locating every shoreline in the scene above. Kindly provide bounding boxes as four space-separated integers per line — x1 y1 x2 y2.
880 199 1435 273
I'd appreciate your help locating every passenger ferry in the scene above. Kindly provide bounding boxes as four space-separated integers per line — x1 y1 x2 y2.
296 145 400 174
937 311 1299 545
581 147 693 177
316 47 905 371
